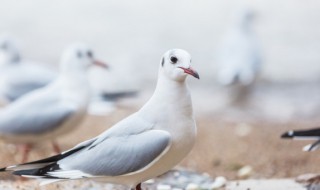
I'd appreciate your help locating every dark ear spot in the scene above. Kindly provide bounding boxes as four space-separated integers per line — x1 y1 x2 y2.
87 51 93 58
161 57 164 67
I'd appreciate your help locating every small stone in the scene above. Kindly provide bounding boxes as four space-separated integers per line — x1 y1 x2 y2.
237 165 253 179
235 123 252 137
174 171 180 177
145 179 155 184
211 176 227 189
296 173 320 184
157 184 172 190
186 183 199 190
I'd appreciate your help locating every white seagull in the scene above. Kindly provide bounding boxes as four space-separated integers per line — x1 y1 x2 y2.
0 43 107 163
217 8 261 87
0 35 57 102
0 49 199 190
281 127 320 151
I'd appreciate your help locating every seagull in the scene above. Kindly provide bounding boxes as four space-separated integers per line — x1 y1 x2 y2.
0 35 57 102
0 43 107 163
217 8 261 87
281 127 320 151
0 49 199 190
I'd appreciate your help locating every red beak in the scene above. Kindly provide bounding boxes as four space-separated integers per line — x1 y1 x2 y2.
93 60 109 69
178 66 200 79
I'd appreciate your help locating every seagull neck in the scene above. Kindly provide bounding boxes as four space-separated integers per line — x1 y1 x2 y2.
57 73 90 105
155 74 188 94
139 74 193 123
59 72 89 90
150 74 191 108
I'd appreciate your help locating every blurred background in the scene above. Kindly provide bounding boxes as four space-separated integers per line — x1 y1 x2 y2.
0 0 319 184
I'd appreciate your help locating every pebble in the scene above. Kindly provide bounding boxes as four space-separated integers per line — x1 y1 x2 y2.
210 176 227 189
157 184 172 190
145 179 155 184
186 183 199 190
235 123 252 137
237 165 253 179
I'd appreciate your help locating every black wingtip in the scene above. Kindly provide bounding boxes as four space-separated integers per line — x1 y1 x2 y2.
0 167 7 172
281 131 294 139
101 91 138 101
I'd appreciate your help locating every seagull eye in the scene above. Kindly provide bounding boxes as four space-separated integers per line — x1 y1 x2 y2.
170 56 178 64
87 51 93 58
77 51 82 58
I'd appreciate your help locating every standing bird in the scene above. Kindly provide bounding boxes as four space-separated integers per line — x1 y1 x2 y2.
0 43 107 163
281 127 320 151
0 49 199 190
217 8 261 86
0 36 57 102
217 8 261 104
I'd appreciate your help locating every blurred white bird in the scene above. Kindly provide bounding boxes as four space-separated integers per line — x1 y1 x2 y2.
0 35 57 103
0 43 107 163
281 127 320 151
217 8 261 86
88 63 139 116
1 49 199 190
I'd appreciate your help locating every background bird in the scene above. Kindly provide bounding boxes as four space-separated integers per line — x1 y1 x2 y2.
0 35 57 103
0 49 199 190
0 43 107 163
281 127 320 151
216 8 262 105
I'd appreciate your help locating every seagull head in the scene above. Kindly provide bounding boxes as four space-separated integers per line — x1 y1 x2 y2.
160 49 199 82
60 43 108 74
0 35 20 65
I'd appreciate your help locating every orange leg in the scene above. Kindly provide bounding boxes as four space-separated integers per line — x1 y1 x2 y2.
20 144 32 163
51 141 61 154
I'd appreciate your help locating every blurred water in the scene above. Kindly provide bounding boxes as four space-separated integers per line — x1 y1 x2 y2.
0 0 319 82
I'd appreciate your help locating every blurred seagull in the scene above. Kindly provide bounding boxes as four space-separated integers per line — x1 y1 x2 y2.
281 127 320 151
0 43 107 163
0 49 199 190
0 35 57 102
88 64 139 116
217 8 261 87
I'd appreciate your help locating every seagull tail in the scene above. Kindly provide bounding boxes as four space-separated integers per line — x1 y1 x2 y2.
281 127 320 139
303 140 320 152
101 91 138 101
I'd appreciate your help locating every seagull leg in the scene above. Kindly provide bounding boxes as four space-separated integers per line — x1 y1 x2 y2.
51 141 61 154
135 183 142 190
21 144 32 163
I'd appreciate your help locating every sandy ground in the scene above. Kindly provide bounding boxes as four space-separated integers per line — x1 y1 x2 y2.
226 179 305 190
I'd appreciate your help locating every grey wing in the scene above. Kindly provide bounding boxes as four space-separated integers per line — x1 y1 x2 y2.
0 92 75 135
57 130 171 176
2 65 56 101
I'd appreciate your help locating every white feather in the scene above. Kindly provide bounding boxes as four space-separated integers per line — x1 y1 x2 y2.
47 170 93 179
